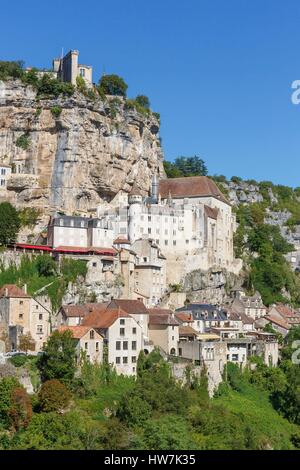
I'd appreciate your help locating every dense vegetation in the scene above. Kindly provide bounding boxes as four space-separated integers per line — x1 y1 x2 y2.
0 331 299 450
164 156 208 178
0 254 87 313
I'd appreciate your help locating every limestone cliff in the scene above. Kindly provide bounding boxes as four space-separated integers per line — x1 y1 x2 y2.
0 79 164 215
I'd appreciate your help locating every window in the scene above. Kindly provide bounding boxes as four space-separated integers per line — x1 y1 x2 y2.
148 228 151 234
186 240 189 244
39 314 43 320
164 229 168 235
148 216 151 221
132 356 137 363
173 240 176 246
80 68 85 77
37 325 43 334
164 240 168 246
19 313 23 319
172 336 174 341
92 262 97 267
120 328 125 336
90 330 94 339
116 357 121 364
36 305 39 310
120 319 125 325
132 327 136 334
19 301 23 305
123 341 128 350
132 341 137 350
96 342 99 352
232 354 238 361
85 342 88 350
123 357 128 364
116 341 121 350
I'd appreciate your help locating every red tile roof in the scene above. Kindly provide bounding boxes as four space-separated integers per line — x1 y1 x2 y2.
271 304 296 318
148 314 180 326
148 308 174 315
53 246 116 255
113 237 131 245
175 312 194 323
265 315 290 331
0 284 30 298
57 325 97 339
158 176 229 204
60 303 108 318
107 299 148 314
82 308 129 329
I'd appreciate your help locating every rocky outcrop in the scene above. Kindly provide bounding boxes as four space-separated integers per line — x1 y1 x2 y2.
182 268 239 304
0 79 164 215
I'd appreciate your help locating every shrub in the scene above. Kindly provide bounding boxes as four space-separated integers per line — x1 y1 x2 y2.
0 60 24 81
9 387 32 430
152 111 160 121
0 202 21 245
50 106 62 117
99 74 128 97
135 95 150 109
9 355 27 368
16 134 30 150
38 379 72 412
18 207 41 228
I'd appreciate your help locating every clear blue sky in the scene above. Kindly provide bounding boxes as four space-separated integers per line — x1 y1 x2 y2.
2 0 300 187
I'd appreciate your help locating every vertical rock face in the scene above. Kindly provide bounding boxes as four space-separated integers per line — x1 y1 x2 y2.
0 79 164 215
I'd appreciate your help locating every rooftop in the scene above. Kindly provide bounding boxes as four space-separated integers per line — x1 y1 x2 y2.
158 176 229 204
0 284 30 298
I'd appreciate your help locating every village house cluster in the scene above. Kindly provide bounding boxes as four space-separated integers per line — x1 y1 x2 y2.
1 173 300 394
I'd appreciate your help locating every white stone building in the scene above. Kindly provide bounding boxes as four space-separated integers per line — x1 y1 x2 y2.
97 175 241 283
0 163 11 191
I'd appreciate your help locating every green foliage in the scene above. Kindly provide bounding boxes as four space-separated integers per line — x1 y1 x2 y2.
50 106 62 117
16 134 30 150
37 330 76 384
8 387 32 431
36 74 75 98
9 355 27 368
135 95 150 109
38 379 71 412
35 255 57 277
18 207 41 228
99 74 128 97
0 377 21 429
0 60 24 81
164 156 208 178
0 202 21 245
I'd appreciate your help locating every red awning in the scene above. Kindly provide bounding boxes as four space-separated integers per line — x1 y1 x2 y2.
14 244 52 251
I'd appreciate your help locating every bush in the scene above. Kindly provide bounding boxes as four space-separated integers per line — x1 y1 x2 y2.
0 60 24 81
18 207 41 228
38 379 72 412
9 387 32 431
50 106 62 117
16 134 30 150
35 255 57 277
99 74 128 97
0 202 21 245
9 355 27 368
135 95 150 109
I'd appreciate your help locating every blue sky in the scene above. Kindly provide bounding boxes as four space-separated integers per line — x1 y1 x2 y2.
1 0 300 187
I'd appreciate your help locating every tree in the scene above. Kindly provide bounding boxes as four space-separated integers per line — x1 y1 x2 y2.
163 156 208 178
98 74 128 97
18 332 36 354
37 330 76 383
135 95 150 109
8 387 32 431
38 379 72 412
0 202 21 245
35 255 57 277
0 377 32 430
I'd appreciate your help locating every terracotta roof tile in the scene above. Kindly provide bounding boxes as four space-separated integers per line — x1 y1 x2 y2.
179 326 199 336
107 299 148 314
175 312 194 323
60 303 108 318
148 313 180 326
82 308 130 328
265 315 290 330
0 284 30 298
158 176 229 204
57 325 96 339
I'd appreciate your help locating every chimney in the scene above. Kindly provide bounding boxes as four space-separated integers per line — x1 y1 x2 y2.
5 287 8 297
23 284 27 295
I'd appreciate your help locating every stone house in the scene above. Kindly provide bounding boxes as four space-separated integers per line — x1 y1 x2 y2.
147 308 179 355
82 307 143 376
268 304 300 328
231 290 266 320
107 299 149 345
57 325 103 364
255 315 290 337
0 284 50 351
56 303 108 327
176 303 239 333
